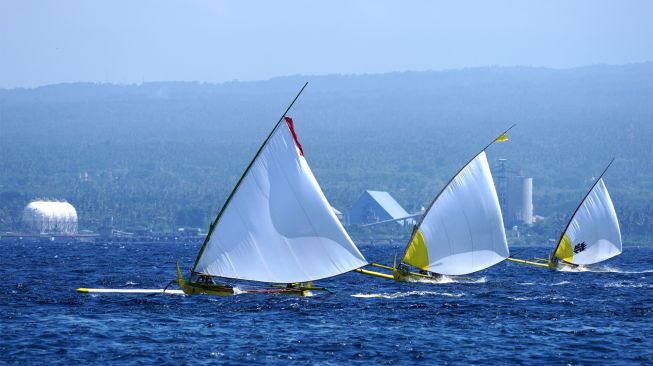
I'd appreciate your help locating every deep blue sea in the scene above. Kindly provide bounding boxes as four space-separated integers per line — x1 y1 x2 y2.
2 240 652 365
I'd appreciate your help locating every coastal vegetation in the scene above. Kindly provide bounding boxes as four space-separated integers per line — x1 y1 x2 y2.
1 64 652 243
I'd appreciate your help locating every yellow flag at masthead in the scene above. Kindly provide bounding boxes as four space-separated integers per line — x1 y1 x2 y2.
494 132 510 142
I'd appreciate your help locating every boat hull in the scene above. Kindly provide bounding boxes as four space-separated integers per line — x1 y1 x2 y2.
179 281 314 296
176 263 315 296
392 267 443 282
179 281 236 296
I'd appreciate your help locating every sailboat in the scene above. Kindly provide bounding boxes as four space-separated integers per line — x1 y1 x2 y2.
176 83 368 296
508 159 622 270
356 127 513 282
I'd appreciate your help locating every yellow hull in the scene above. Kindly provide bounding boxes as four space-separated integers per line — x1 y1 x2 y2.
392 267 442 282
176 263 315 296
178 281 236 296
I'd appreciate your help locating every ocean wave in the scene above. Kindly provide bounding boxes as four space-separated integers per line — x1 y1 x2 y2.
550 281 571 286
557 265 592 272
508 294 571 302
603 282 649 288
351 291 465 299
403 275 486 284
350 293 382 298
559 265 653 274
600 267 653 274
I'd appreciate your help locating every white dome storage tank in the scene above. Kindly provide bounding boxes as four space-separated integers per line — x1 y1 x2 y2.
22 201 78 234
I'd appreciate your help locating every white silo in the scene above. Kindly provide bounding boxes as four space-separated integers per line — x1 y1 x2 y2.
521 177 534 225
505 176 534 227
22 201 78 234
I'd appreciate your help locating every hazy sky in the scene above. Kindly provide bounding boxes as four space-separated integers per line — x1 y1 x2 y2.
1 0 652 88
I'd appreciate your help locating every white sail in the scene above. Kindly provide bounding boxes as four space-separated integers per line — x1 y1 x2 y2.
402 151 509 275
554 178 622 265
194 118 367 283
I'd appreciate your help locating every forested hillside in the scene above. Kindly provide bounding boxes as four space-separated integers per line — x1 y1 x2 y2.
1 64 652 243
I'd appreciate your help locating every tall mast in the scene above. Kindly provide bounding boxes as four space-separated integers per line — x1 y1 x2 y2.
191 83 309 273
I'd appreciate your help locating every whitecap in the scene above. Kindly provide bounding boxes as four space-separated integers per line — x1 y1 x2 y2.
508 294 570 302
559 265 653 274
351 291 464 299
351 293 382 298
550 281 571 286
601 266 653 274
603 282 647 288
557 265 591 272
404 275 486 284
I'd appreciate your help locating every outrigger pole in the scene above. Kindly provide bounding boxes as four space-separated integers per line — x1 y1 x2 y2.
189 82 309 278
505 257 550 268
507 158 615 269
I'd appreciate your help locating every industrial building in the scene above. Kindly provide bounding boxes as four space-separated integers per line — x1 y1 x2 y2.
495 159 534 227
21 200 78 234
347 190 414 226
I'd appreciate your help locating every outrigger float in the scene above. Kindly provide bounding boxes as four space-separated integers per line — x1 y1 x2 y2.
356 127 513 282
78 83 369 297
507 159 622 270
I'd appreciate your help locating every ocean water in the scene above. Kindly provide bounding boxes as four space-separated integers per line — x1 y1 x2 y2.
2 241 652 365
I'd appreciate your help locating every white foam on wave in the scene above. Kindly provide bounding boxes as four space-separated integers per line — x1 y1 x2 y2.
559 265 653 274
404 275 453 284
550 281 571 286
601 266 653 274
351 290 465 299
404 275 486 284
351 293 383 298
517 282 535 286
603 282 649 288
508 294 570 302
558 265 592 272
